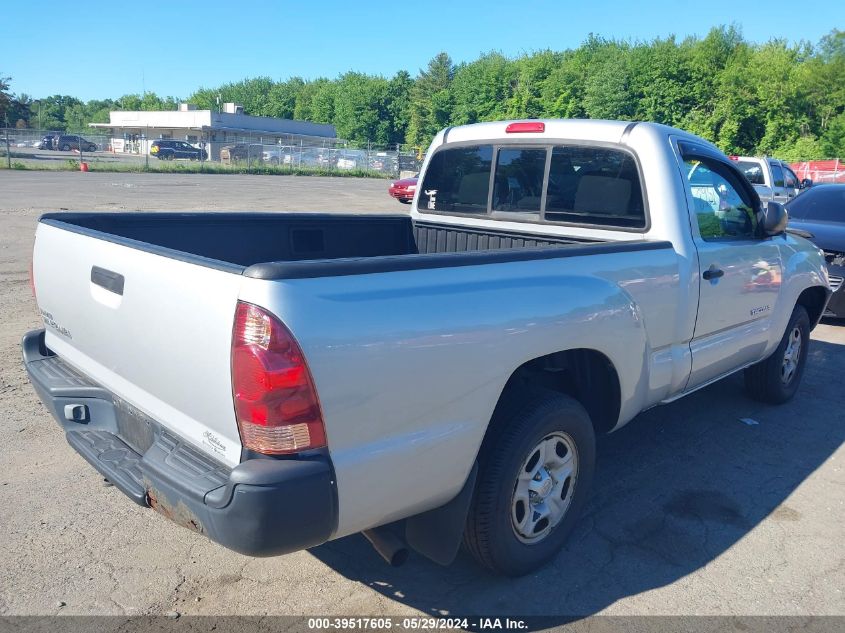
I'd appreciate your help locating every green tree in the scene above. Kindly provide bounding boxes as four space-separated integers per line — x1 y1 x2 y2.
628 37 692 126
332 72 390 144
450 53 515 125
504 51 562 119
384 71 413 146
267 78 305 119
820 112 845 157
407 53 454 147
11 27 845 159
540 50 589 118
1 76 34 128
293 78 335 123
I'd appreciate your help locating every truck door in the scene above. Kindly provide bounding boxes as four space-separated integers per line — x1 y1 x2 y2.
783 165 800 200
677 142 783 389
769 161 789 204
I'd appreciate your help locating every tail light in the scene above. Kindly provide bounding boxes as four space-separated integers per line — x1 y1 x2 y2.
505 121 545 133
231 301 326 454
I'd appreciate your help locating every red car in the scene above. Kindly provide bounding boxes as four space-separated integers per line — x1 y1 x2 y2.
388 176 418 204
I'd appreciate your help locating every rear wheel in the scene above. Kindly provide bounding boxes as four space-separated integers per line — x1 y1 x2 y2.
60 143 70 151
464 390 595 576
744 304 810 403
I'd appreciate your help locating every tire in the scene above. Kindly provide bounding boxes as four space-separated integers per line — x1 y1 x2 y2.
744 304 810 404
464 389 595 576
60 144 70 151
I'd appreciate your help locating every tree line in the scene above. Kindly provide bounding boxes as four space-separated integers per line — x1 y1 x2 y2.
2 26 843 160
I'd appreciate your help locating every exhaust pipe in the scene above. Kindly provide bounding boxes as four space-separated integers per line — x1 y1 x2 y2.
362 527 409 567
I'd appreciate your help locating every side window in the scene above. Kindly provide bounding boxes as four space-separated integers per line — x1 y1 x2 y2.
492 148 546 213
770 163 785 187
545 146 645 228
418 146 493 214
684 158 759 240
784 167 798 189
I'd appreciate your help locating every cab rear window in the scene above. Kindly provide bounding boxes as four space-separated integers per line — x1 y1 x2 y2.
418 143 646 230
417 146 493 214
737 161 765 185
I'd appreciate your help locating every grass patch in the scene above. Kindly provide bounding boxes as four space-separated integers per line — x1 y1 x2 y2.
1 159 392 179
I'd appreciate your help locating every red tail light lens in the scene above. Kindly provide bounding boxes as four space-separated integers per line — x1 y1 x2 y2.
231 302 326 454
505 121 545 134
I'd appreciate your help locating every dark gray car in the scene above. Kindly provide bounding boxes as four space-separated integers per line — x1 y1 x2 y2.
54 135 97 152
786 184 845 318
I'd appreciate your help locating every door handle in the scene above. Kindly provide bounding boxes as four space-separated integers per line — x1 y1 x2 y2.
91 266 125 295
702 267 724 280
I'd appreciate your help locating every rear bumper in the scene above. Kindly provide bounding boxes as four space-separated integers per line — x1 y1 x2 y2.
22 329 337 557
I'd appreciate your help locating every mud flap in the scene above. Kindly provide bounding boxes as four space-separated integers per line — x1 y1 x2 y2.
405 462 478 566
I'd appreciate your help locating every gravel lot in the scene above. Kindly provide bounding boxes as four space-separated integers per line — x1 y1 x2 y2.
0 170 843 621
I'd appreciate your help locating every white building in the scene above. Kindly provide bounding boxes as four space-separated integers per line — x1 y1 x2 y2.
89 103 336 160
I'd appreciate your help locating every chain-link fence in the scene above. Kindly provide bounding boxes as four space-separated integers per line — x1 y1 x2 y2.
1 127 423 178
0 128 111 151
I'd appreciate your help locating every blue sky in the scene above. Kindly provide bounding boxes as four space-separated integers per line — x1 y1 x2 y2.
2 0 838 101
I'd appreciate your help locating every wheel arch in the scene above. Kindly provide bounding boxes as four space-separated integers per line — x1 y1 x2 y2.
795 284 829 329
487 348 622 442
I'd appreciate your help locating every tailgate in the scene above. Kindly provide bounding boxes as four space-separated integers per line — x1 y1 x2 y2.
33 220 245 466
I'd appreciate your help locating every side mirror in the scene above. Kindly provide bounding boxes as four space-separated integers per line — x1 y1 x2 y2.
800 178 813 189
762 201 788 236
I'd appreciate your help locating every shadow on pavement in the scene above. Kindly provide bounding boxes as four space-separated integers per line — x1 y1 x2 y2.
309 338 845 626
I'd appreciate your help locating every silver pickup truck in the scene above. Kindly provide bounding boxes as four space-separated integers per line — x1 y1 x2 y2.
23 119 831 576
732 155 811 204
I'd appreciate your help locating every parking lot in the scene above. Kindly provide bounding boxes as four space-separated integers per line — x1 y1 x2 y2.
0 170 843 621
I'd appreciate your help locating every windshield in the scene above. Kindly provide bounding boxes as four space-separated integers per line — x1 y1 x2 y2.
786 187 845 222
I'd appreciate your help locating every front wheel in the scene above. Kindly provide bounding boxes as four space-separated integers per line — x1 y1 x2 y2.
464 390 595 576
60 144 70 151
744 304 810 404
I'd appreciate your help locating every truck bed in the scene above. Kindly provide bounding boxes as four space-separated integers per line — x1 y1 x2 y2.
40 212 662 280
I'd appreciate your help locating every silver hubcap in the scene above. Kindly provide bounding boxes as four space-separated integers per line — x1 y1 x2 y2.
781 327 802 384
511 432 578 544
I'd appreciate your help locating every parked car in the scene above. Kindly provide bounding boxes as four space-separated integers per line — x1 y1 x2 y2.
730 155 810 203
786 184 845 318
38 134 59 150
263 146 296 164
150 140 207 161
24 119 830 576
54 135 97 152
388 176 418 203
334 149 368 170
220 144 261 162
